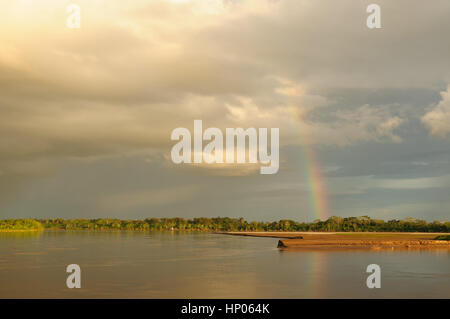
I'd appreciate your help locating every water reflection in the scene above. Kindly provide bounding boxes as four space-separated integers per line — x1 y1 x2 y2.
0 230 43 240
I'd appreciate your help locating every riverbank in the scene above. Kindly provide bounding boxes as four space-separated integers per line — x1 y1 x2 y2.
215 231 306 239
220 231 450 249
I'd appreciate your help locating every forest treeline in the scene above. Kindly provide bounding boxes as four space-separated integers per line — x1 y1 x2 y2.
1 216 448 232
0 219 44 231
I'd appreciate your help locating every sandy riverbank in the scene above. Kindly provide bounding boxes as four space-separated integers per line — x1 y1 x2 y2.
219 231 450 249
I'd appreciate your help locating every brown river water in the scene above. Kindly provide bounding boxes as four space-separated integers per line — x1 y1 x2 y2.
0 231 448 298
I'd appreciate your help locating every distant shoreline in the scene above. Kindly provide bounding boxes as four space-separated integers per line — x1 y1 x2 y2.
1 217 449 233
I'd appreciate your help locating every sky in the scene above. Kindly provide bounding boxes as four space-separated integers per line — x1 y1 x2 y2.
0 0 449 221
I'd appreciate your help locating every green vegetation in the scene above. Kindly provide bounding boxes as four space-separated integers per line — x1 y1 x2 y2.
434 235 450 240
0 219 44 232
0 216 446 233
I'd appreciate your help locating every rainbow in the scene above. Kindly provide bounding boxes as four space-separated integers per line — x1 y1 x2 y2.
299 132 329 222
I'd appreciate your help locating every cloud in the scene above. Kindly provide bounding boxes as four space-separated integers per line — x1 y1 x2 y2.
375 176 447 190
0 0 446 175
97 185 201 211
376 117 404 143
328 174 449 196
0 0 449 219
305 104 406 146
422 86 450 138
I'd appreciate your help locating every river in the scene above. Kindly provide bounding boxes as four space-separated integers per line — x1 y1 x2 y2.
0 231 448 298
